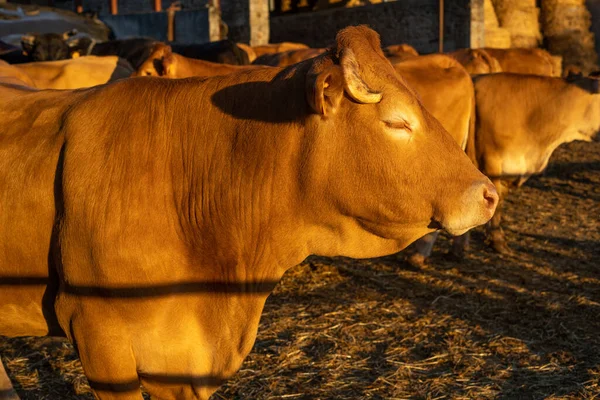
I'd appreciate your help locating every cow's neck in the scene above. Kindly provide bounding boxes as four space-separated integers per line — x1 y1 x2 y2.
163 73 316 381
528 84 599 175
174 72 312 286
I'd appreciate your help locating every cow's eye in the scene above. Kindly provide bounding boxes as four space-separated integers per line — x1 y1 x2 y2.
384 120 411 132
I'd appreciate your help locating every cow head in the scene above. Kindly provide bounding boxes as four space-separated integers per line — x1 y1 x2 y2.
300 26 498 258
21 29 78 61
132 43 174 77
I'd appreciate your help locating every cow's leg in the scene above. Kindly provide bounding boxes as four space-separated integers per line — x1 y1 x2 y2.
449 231 470 259
66 311 143 400
486 179 511 254
0 359 19 400
407 232 440 266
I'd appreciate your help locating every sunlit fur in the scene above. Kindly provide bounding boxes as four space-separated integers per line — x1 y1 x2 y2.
0 26 495 399
475 73 600 252
0 56 132 89
132 43 265 78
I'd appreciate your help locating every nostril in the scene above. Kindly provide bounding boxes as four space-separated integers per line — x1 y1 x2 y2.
483 183 499 211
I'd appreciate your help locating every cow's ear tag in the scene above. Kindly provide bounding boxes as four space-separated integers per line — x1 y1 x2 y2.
71 51 80 58
306 65 343 116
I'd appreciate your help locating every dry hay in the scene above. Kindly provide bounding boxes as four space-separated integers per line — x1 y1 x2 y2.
551 55 564 77
484 0 499 29
484 0 512 48
492 0 542 48
545 32 598 74
541 0 598 74
1 141 600 399
485 27 512 49
541 0 593 37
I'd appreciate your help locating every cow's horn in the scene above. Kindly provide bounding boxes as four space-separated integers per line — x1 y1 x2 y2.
339 48 382 104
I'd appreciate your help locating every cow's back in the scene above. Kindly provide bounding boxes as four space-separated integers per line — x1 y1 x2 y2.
17 56 132 89
484 48 556 77
0 85 85 336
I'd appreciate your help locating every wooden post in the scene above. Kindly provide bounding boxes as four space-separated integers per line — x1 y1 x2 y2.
154 0 162 12
438 0 444 53
75 0 83 13
249 0 269 46
110 0 117 15
470 0 485 48
167 2 181 41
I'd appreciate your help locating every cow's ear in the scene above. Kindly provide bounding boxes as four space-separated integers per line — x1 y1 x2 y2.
152 57 166 76
306 65 344 116
63 29 78 40
21 34 36 55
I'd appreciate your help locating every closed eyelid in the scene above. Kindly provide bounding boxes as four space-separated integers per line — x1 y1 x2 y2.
383 120 411 131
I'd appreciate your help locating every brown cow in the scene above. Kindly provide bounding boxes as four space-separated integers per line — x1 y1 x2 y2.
393 54 477 264
0 26 497 399
252 48 326 67
236 42 257 63
251 41 309 58
483 48 559 77
0 60 36 87
6 56 132 89
473 73 599 253
384 43 419 63
448 48 503 75
133 43 264 78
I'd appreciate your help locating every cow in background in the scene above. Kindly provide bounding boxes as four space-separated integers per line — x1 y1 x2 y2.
133 43 264 78
473 72 599 253
253 48 326 67
5 56 132 89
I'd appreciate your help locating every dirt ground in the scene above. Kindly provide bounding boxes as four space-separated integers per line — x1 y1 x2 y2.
1 139 599 400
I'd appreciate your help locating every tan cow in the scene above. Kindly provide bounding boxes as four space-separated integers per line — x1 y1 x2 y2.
448 48 503 75
251 41 309 58
252 48 327 67
474 73 599 253
384 43 419 63
235 42 257 63
0 26 497 399
133 43 264 78
0 60 36 87
483 48 559 77
393 54 477 264
5 56 133 89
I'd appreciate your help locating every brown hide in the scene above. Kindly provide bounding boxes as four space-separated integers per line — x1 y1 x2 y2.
0 26 496 399
393 54 477 264
394 54 474 150
0 60 36 87
252 48 327 67
448 48 503 75
236 43 257 63
474 73 599 252
251 42 309 58
384 43 419 63
133 43 265 78
483 48 559 77
10 56 133 89
475 73 600 178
